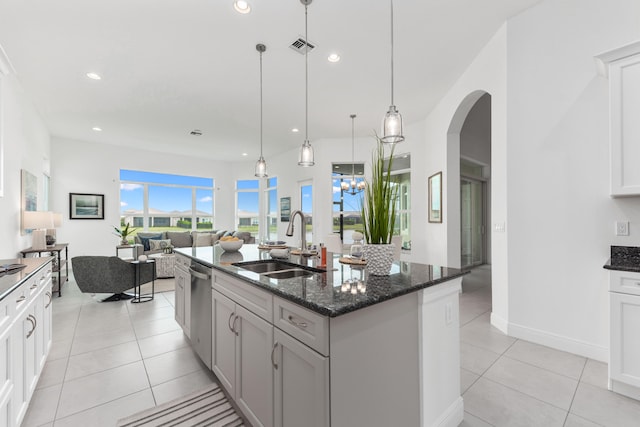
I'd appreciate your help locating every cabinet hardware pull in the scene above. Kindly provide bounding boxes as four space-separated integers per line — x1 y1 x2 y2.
31 283 38 289
26 314 36 338
271 342 279 370
16 295 26 304
45 292 52 308
287 315 308 328
228 312 236 333
232 315 239 336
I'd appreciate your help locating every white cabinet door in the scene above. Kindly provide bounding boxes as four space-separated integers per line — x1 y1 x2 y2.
0 298 13 427
174 269 185 328
235 304 273 427
610 292 640 387
212 290 237 395
40 283 53 370
273 328 329 427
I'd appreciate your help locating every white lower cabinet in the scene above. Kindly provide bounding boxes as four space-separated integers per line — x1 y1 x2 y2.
174 254 191 338
212 290 273 427
273 328 329 427
609 270 640 399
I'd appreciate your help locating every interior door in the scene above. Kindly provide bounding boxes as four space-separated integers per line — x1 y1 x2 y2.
461 178 485 268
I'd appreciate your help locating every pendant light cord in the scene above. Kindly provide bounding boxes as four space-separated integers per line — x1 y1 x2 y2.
351 114 356 180
390 0 395 107
259 49 263 158
305 2 309 142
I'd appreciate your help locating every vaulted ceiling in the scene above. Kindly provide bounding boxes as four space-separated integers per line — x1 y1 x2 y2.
0 0 541 161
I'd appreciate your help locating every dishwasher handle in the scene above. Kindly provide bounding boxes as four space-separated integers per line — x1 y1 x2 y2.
189 267 210 281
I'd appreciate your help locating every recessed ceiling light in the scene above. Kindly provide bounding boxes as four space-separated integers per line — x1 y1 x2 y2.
327 53 341 63
233 0 251 14
334 165 339 169
92 127 102 132
86 72 101 80
291 128 299 133
242 152 248 156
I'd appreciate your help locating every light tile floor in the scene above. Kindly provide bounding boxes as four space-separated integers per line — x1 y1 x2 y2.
459 265 640 427
23 266 640 426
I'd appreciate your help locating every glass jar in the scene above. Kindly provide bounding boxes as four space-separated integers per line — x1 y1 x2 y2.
350 231 364 259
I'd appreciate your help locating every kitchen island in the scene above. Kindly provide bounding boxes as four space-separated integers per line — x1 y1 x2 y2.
175 244 468 427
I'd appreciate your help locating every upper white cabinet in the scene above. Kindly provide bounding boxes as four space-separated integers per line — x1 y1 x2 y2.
596 41 640 196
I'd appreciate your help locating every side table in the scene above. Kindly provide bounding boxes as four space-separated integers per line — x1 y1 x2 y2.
20 243 69 297
131 259 155 303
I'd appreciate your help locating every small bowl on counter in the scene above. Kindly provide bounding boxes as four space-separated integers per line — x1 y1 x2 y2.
219 239 244 252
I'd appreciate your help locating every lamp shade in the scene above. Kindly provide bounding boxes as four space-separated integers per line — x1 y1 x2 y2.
52 212 63 227
298 140 314 166
23 211 54 230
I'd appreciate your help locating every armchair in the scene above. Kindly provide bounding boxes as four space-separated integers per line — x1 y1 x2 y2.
72 256 155 302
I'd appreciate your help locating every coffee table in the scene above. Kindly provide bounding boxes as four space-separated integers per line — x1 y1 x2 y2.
148 253 176 278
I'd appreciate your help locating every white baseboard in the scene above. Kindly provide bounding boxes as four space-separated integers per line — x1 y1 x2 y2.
507 320 608 362
429 396 464 427
490 312 508 334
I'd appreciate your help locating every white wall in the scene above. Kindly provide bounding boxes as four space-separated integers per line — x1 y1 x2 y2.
50 137 235 257
0 55 51 259
503 0 640 360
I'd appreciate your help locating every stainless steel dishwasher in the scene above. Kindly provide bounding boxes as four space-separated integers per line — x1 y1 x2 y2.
189 261 212 369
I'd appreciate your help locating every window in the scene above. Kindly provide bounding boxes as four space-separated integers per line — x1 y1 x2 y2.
387 154 411 250
265 177 278 241
300 181 313 245
331 163 365 243
120 170 214 234
236 179 259 237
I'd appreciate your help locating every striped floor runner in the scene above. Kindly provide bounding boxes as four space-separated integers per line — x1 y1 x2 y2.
116 384 244 427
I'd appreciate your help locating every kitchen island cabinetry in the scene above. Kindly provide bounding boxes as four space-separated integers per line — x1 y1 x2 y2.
174 253 191 338
177 245 467 427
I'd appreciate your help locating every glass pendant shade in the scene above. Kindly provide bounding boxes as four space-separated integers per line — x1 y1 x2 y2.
341 181 349 191
381 105 404 144
298 140 314 166
255 156 267 177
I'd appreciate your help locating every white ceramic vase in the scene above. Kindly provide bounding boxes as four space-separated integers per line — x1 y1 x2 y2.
362 243 395 276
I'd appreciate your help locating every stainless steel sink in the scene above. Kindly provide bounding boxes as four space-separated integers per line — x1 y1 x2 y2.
232 260 298 273
262 269 314 280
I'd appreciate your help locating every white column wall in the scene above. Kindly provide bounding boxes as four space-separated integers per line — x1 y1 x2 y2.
503 0 640 360
0 67 51 259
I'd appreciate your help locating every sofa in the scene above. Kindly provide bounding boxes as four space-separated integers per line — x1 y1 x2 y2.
133 230 255 257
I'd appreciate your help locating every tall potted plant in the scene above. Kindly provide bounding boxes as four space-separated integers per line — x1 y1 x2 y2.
360 137 398 275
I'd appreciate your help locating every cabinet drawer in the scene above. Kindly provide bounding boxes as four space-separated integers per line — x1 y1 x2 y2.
175 253 190 270
213 271 272 322
274 296 329 356
610 270 640 296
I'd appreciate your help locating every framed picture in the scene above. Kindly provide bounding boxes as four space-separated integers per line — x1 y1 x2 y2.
21 169 38 234
428 172 442 223
280 197 291 222
69 193 104 219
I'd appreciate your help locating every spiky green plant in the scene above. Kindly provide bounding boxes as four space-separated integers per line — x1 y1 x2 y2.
360 137 398 244
113 222 137 243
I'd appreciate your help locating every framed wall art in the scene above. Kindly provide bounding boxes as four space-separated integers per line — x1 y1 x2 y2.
69 193 104 219
428 172 442 223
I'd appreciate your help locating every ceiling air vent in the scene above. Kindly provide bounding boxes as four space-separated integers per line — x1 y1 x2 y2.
289 37 315 55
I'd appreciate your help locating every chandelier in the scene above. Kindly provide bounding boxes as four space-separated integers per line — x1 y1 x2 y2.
341 114 365 195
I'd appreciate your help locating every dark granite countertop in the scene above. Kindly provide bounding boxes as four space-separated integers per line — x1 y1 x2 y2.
0 257 53 301
175 244 468 317
603 246 640 273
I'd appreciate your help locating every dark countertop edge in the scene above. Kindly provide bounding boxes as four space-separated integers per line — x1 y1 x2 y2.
0 257 53 302
181 251 469 318
603 260 640 273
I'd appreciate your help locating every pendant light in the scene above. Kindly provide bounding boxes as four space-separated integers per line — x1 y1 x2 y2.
381 0 404 144
341 114 365 195
298 0 315 166
255 43 268 177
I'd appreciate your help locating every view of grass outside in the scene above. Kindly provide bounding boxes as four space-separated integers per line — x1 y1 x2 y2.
119 169 214 243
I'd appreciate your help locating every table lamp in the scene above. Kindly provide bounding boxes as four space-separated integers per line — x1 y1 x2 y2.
23 211 54 250
46 212 63 246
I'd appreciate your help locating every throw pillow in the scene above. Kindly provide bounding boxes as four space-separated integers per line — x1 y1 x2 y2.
166 231 192 248
149 239 172 251
193 231 212 247
139 233 163 251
